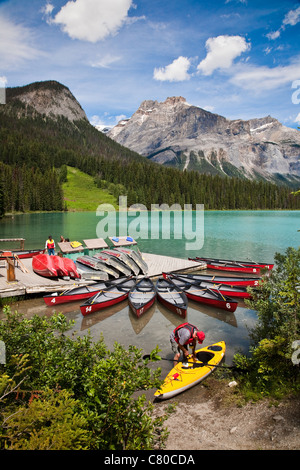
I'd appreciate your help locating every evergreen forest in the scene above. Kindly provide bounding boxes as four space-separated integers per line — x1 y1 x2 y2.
1 95 300 217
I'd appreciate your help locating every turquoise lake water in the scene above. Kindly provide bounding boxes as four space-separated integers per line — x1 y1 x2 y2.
0 210 299 372
0 210 299 262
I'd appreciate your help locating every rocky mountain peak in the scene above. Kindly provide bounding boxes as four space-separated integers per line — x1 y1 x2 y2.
108 96 300 183
6 80 87 122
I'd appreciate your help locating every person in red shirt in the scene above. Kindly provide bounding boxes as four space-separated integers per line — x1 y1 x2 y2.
170 322 205 365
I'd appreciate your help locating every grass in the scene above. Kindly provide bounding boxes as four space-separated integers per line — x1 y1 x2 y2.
62 166 118 211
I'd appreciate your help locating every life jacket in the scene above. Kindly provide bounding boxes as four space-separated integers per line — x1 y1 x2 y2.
173 322 198 345
47 239 55 249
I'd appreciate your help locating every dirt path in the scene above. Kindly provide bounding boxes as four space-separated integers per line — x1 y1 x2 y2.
155 378 300 450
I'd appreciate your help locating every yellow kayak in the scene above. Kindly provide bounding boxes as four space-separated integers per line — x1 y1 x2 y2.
154 341 226 400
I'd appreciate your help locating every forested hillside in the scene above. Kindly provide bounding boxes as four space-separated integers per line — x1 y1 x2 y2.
0 84 299 216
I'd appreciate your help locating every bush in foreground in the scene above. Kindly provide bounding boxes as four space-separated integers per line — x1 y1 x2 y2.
0 308 172 450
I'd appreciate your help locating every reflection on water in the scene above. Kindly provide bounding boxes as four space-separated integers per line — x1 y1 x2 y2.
1 293 257 377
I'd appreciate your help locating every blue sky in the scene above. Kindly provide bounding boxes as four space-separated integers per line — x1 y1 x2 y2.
1 0 300 129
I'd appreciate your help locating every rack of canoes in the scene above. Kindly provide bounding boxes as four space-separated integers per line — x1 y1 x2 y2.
31 247 148 281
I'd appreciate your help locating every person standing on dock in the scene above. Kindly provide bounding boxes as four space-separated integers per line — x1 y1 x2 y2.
46 235 55 256
170 322 205 365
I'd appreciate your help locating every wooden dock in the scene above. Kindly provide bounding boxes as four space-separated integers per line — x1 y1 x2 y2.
0 253 206 300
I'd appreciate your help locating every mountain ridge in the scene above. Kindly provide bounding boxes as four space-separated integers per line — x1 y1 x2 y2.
6 80 88 122
108 96 300 184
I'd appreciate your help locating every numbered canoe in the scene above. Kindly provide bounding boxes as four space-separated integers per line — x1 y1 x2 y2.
43 278 129 306
168 277 238 312
156 278 188 318
80 277 136 316
128 277 156 317
194 256 273 270
165 273 250 299
154 341 226 400
164 272 262 287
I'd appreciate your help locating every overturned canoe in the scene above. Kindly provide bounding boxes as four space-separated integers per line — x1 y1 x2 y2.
102 249 140 276
115 247 148 275
32 254 58 278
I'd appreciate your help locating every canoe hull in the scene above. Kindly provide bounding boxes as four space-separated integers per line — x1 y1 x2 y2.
32 254 58 278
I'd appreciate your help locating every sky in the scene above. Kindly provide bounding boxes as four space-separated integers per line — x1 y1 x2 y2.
1 0 300 129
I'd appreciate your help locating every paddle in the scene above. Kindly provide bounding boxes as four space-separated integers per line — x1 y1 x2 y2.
142 354 244 371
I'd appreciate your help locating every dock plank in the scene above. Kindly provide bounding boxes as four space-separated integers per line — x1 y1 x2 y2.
141 252 206 279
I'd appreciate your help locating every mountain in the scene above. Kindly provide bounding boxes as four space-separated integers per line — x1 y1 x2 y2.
1 80 299 215
108 96 300 184
6 80 87 122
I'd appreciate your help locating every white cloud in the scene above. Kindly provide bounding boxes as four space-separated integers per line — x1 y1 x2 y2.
267 6 300 40
283 6 300 27
90 54 121 68
42 1 55 17
153 56 191 82
0 14 40 69
197 35 250 75
231 58 300 91
50 0 140 43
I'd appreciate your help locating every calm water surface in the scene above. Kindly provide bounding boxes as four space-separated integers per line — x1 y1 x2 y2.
1 210 299 376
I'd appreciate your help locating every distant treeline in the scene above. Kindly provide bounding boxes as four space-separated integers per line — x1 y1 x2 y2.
0 100 299 216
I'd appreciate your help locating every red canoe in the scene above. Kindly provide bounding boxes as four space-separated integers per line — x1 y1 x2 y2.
165 273 251 299
59 257 80 279
43 278 129 306
80 278 136 316
194 256 274 270
0 249 44 260
168 276 238 313
52 256 69 277
32 254 58 278
188 258 262 274
163 272 261 287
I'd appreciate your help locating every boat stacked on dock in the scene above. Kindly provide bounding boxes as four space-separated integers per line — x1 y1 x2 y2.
32 254 79 279
76 248 148 280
